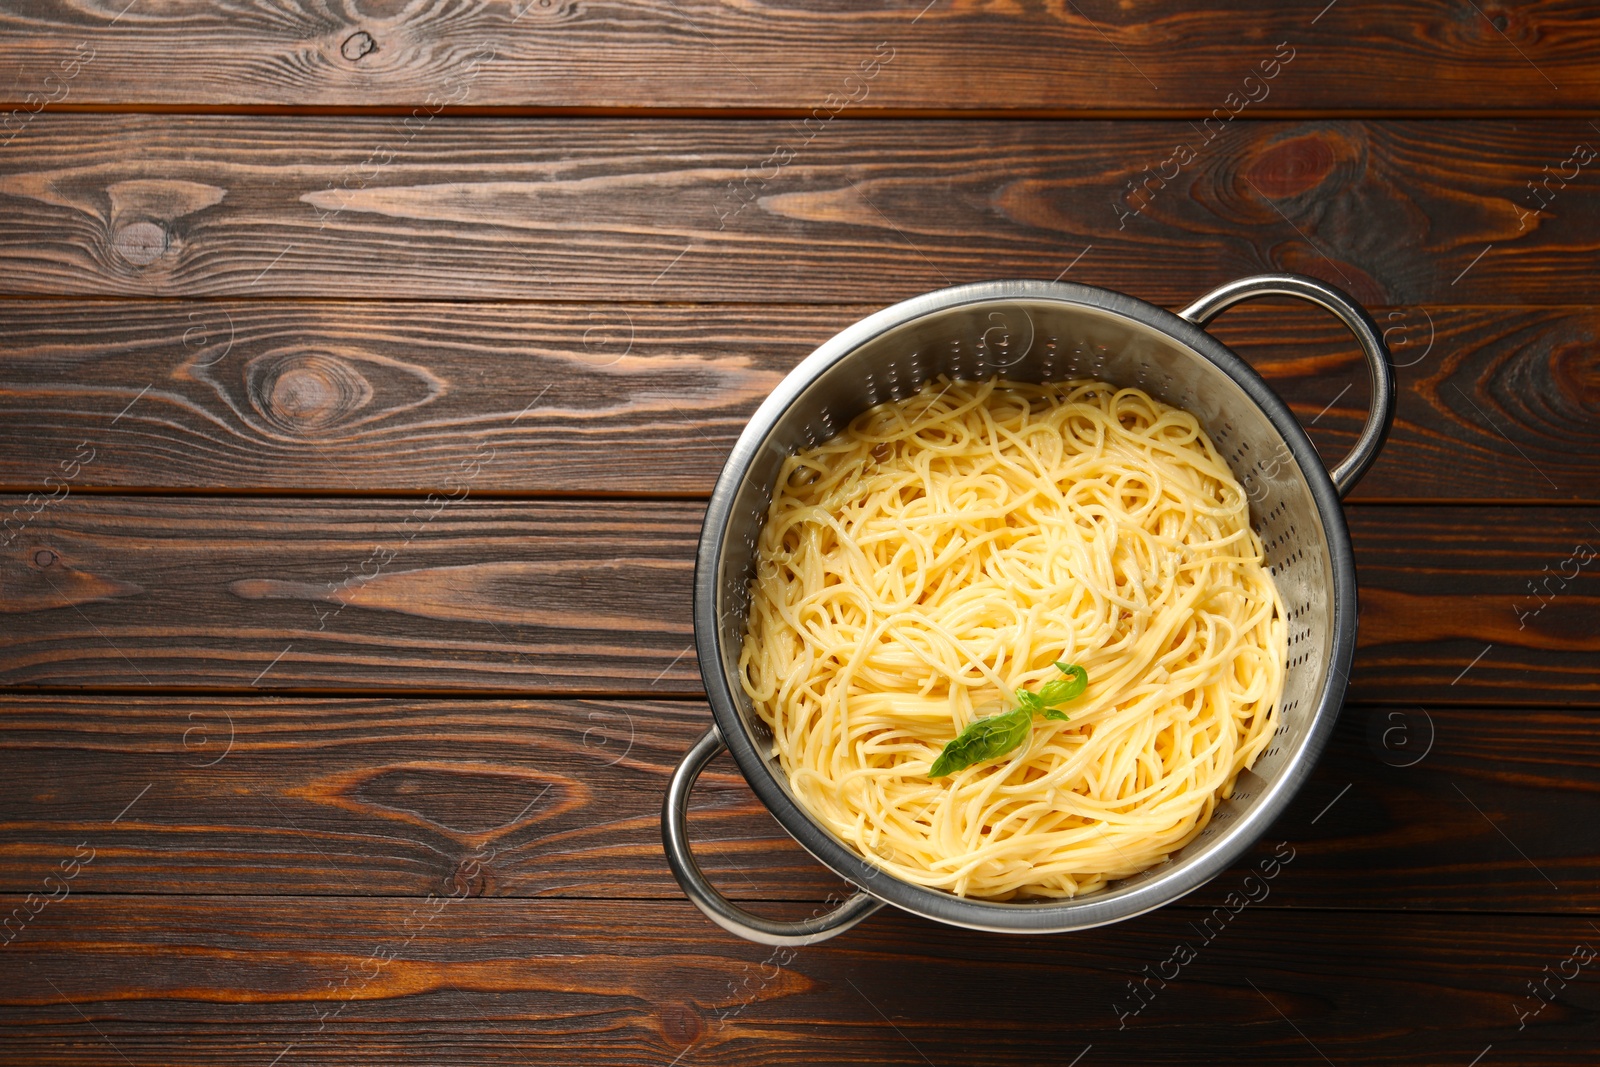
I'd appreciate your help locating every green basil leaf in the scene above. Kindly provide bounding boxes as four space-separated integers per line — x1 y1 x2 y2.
927 663 1089 779
1035 679 1071 706
928 705 1032 777
1049 662 1088 701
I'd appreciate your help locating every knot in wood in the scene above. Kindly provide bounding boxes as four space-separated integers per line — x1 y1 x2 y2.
448 856 490 898
659 1002 705 1048
1245 132 1340 200
112 221 168 265
341 31 378 62
1551 341 1600 413
251 351 374 436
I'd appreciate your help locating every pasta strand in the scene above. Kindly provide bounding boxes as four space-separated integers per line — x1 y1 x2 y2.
739 378 1287 900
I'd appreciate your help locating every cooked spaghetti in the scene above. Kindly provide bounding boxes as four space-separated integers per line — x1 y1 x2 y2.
738 378 1286 900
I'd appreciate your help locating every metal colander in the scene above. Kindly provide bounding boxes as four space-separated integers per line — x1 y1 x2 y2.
665 273 1394 945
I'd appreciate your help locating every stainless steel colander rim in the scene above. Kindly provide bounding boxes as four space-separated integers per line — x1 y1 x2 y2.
691 278 1360 934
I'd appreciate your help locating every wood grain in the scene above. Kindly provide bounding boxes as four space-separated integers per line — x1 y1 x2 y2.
3 896 1597 1065
1 0 1598 111
0 696 1593 912
2 497 1595 700
1349 506 1600 703
0 300 1595 501
3 117 1597 304
0 695 844 902
0 496 706 693
0 2 1594 1062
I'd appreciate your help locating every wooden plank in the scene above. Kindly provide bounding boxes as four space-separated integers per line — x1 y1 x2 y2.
2 117 1597 304
0 300 1594 502
0 1 1596 111
2 896 1596 1065
0 695 847 901
1 497 1595 701
0 697 1593 912
1349 507 1600 704
0 496 704 693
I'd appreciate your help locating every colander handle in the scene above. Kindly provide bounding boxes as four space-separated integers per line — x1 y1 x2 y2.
1178 273 1396 498
663 726 885 946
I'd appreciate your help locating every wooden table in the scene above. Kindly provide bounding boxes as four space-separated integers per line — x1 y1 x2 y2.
2 3 1598 1063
